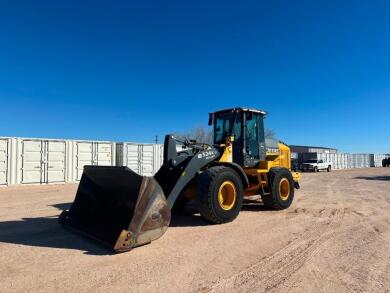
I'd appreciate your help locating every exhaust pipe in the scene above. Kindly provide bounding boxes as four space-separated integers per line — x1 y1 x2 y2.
59 166 171 252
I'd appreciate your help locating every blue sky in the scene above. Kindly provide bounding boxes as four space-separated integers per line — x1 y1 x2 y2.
0 0 389 153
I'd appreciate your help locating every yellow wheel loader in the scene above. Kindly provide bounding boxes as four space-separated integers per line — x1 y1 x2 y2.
59 108 300 252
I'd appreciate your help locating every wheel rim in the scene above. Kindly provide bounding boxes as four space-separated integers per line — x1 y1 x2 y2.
279 178 290 201
218 181 236 210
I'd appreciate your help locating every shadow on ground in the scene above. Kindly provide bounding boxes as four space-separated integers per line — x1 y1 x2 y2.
0 202 114 255
170 200 271 226
0 200 273 254
0 215 112 255
354 176 390 181
0 202 209 254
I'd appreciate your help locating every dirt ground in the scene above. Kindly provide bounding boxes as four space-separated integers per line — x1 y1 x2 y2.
0 168 389 293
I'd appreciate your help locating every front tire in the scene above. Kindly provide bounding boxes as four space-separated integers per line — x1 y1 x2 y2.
327 165 331 172
313 166 318 172
196 166 243 224
261 167 294 210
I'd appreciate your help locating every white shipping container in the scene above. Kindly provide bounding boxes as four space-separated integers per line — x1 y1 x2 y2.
347 154 370 169
116 143 163 176
72 141 116 181
11 138 68 184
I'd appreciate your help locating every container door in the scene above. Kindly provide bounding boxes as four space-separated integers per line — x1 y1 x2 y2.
76 142 93 180
0 139 8 185
95 143 112 166
46 141 66 183
141 145 154 176
22 140 43 183
126 144 140 174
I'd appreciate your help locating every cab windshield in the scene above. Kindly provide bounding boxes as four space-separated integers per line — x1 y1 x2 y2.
305 159 318 163
213 112 241 144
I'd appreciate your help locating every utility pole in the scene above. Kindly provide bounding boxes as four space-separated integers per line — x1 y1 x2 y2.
154 135 158 144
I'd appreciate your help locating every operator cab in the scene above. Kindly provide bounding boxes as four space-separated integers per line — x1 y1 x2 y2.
209 107 267 168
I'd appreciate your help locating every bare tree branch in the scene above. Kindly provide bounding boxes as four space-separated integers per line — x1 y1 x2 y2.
265 128 276 140
174 126 212 144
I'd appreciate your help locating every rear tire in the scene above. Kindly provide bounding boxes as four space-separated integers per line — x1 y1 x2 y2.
327 165 331 172
196 166 243 224
261 167 294 210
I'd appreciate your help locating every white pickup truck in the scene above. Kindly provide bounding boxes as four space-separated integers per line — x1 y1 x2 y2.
301 159 332 172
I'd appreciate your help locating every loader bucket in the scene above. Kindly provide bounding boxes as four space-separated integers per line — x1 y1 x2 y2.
59 166 171 252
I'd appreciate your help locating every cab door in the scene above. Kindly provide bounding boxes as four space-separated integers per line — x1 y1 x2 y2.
243 112 265 167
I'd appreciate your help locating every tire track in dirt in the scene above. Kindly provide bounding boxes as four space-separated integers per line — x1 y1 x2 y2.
206 208 347 293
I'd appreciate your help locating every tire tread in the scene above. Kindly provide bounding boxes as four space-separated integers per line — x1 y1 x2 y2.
197 166 242 224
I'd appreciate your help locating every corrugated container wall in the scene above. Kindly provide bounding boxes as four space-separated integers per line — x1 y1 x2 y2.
313 153 372 170
348 154 370 169
68 140 116 182
116 143 163 176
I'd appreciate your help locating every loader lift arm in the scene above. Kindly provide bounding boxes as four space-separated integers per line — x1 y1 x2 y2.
155 134 222 209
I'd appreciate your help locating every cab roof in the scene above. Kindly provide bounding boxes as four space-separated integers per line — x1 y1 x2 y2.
210 107 267 116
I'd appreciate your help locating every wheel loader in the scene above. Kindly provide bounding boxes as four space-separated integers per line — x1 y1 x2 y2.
59 107 300 252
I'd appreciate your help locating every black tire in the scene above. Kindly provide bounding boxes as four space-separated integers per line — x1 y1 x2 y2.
261 167 294 210
196 166 243 224
313 166 318 172
327 165 331 172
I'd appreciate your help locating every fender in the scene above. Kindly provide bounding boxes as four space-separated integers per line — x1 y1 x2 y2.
210 162 249 188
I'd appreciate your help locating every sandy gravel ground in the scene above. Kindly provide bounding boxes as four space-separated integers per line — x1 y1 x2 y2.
0 168 389 293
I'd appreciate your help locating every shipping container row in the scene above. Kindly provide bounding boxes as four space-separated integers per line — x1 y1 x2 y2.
0 137 118 185
310 153 389 169
0 136 388 186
